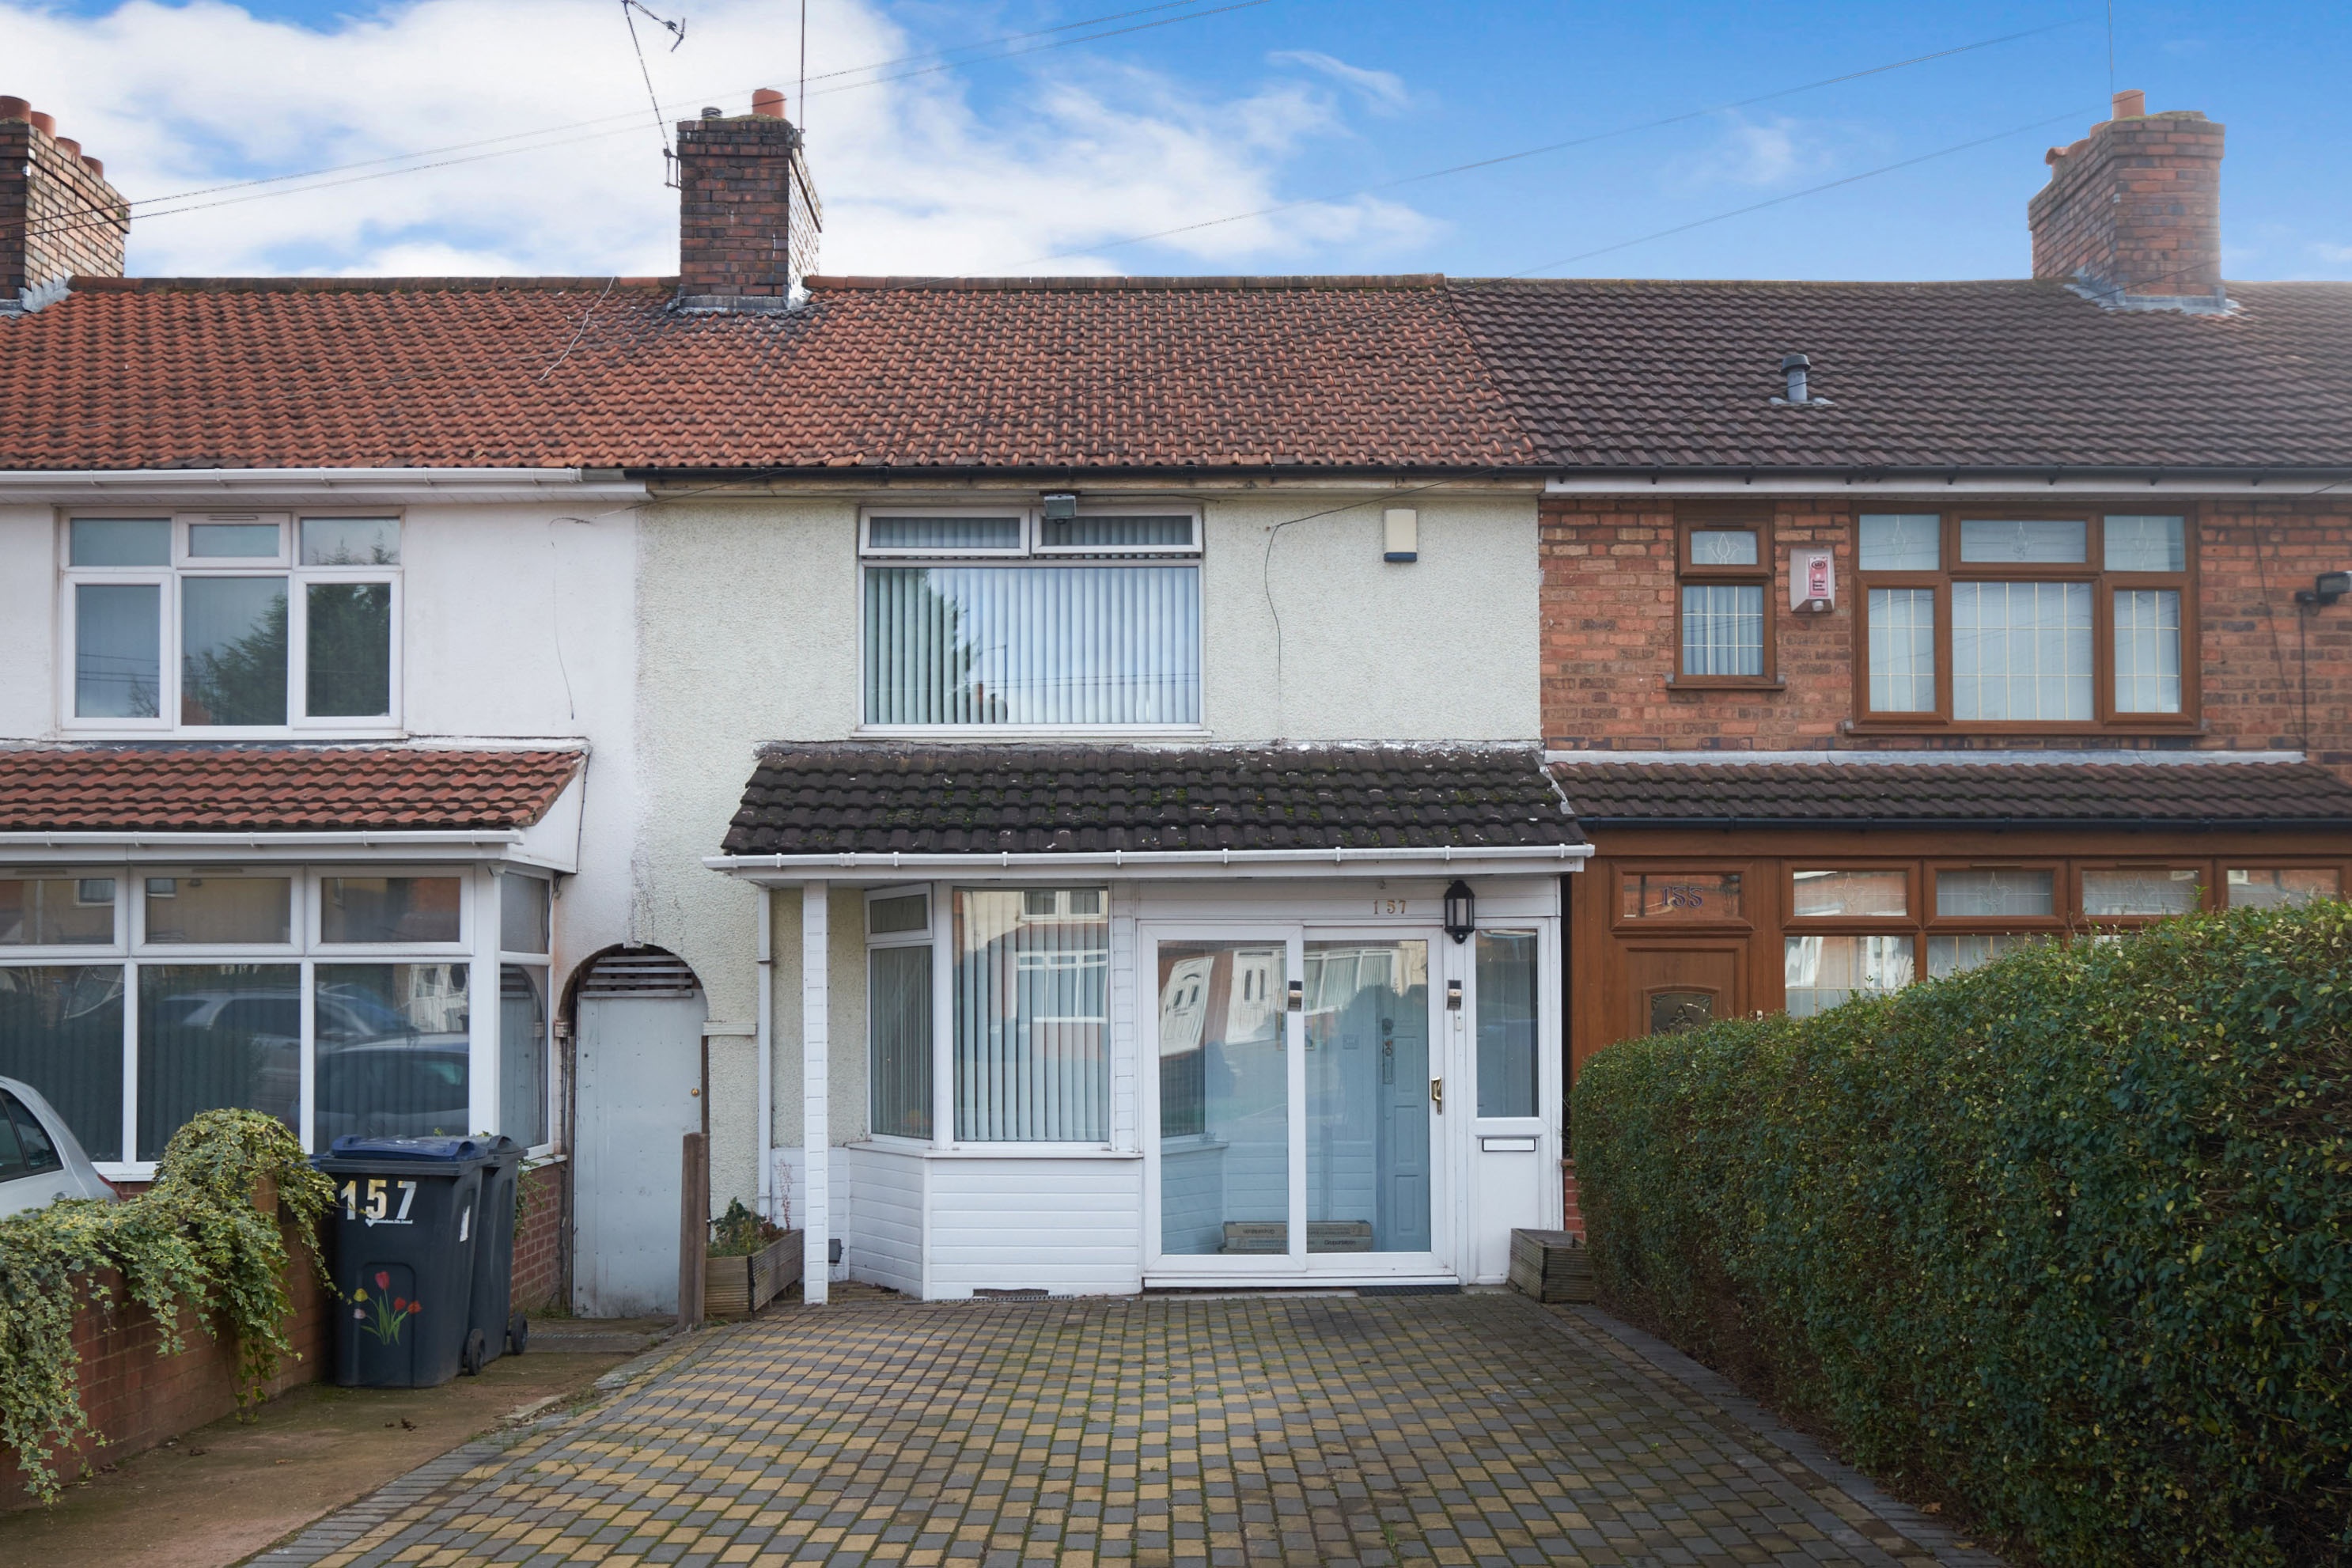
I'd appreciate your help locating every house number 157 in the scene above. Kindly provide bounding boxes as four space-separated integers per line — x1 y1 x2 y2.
1372 899 1407 915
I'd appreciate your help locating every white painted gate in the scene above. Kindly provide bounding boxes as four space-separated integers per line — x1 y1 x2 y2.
573 951 705 1316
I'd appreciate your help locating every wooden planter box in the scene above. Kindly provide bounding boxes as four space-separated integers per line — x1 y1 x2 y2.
706 1230 803 1318
1508 1228 1594 1305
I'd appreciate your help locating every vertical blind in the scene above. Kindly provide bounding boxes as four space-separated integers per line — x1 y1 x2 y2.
865 566 1200 726
1680 584 1763 676
953 889 1108 1142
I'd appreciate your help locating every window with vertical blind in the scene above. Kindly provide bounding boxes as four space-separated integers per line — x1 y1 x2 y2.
862 509 1202 729
952 888 1109 1142
1676 520 1773 682
1854 511 2194 727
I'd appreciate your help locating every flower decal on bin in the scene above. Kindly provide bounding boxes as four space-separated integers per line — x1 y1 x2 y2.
353 1269 420 1346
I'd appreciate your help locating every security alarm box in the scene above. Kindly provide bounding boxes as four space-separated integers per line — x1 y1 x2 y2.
1790 546 1835 612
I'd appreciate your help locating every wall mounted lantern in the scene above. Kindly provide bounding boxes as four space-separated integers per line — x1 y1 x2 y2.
1442 879 1475 944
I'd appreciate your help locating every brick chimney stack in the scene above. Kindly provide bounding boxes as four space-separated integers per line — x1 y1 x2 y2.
1 95 130 305
675 89 821 312
2028 91 2227 313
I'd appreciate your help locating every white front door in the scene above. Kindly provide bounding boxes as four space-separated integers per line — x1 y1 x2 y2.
1145 923 1452 1282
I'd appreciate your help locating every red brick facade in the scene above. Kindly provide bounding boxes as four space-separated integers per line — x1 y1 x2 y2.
1540 496 2352 774
510 1161 566 1312
0 101 130 297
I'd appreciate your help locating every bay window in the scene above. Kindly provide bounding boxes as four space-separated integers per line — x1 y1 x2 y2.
865 888 934 1142
953 887 1108 1142
1856 512 2192 727
860 508 1200 729
64 513 401 733
0 865 557 1171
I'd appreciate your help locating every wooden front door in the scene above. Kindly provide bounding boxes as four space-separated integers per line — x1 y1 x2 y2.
1624 946 1742 1038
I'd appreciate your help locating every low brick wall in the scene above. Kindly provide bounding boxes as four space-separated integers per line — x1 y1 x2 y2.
0 1228 331 1499
511 1161 565 1312
1561 1157 1586 1240
4 1164 564 1499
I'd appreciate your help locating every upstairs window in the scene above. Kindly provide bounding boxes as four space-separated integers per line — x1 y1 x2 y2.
1676 520 1773 684
64 515 401 733
1855 512 2191 728
860 508 1201 729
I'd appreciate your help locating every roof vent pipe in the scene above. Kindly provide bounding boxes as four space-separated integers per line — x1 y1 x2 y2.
1780 353 1811 404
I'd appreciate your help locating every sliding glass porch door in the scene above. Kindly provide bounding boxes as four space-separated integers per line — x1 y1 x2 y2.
1150 927 1445 1278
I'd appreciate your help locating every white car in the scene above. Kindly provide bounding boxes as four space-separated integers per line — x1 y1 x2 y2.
0 1077 118 1218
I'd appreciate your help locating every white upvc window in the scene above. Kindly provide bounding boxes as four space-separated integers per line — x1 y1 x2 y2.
61 513 403 736
858 505 1203 732
0 864 558 1176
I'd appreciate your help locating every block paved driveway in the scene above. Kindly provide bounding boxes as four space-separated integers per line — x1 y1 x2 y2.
262 1291 1956 1567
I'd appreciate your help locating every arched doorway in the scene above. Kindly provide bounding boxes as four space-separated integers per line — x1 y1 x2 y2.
571 947 706 1316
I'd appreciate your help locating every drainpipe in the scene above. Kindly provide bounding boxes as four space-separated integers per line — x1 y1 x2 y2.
756 888 775 1225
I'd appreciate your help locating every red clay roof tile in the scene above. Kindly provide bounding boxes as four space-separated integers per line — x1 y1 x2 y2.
0 747 581 834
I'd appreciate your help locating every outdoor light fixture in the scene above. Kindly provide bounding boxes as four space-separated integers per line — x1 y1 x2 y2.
2296 570 2351 608
1040 492 1078 521
1443 880 1475 944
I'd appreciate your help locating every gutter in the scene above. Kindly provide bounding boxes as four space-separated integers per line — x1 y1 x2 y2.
0 828 528 853
0 468 652 504
705 843 1592 879
1571 816 2352 833
1543 466 2352 498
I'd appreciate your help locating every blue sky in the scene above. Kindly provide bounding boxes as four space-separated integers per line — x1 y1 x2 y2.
11 0 2350 281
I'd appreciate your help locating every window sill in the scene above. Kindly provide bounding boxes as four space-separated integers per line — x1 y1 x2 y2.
1665 676 1786 692
843 1142 1142 1161
58 725 408 742
853 725 1210 740
1843 718 2204 736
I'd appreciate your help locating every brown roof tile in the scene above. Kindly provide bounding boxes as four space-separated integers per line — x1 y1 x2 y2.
0 746 581 833
1449 278 2352 472
722 744 1581 856
1549 757 2352 827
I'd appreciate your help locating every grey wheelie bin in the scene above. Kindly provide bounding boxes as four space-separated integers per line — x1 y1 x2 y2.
313 1135 490 1388
467 1135 529 1365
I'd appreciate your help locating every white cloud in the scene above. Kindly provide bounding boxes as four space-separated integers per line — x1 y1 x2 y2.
2312 242 2352 263
3 0 1432 278
1668 112 1845 191
1265 49 1409 112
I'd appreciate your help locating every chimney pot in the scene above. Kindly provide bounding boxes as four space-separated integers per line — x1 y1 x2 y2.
81 155 103 178
2111 88 2146 119
55 136 80 159
700 105 722 119
28 109 55 135
752 88 786 119
0 97 30 123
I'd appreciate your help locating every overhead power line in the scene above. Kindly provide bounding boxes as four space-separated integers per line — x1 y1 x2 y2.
1501 111 2093 276
1011 17 2087 268
18 0 1269 244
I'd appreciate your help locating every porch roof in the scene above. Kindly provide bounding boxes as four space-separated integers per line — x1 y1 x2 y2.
0 744 583 835
1547 754 2352 830
718 744 1583 859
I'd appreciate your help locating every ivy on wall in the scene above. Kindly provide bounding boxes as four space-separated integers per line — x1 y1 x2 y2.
0 1109 333 1500
1573 903 2352 1566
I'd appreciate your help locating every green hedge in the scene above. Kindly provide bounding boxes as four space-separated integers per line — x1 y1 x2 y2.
1571 903 2351 1566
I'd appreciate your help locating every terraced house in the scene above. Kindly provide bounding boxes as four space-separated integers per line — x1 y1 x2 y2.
2 87 2346 1309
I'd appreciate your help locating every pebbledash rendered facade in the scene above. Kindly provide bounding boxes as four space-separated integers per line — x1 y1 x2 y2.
2 87 2350 1309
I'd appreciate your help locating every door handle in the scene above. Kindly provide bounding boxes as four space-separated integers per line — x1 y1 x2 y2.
1430 1077 1444 1112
